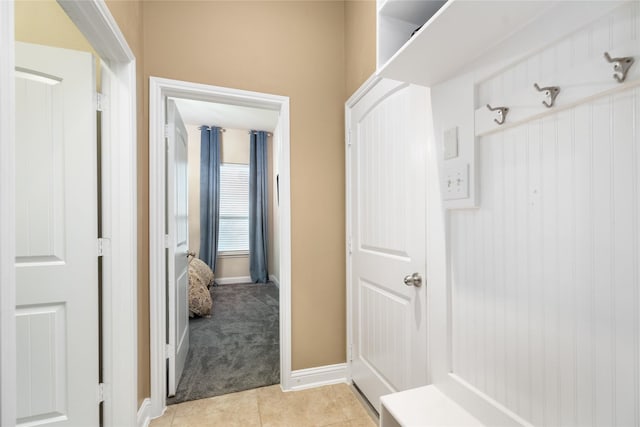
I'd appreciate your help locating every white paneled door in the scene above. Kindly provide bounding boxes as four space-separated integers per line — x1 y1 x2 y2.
166 99 190 397
349 79 429 412
15 42 99 426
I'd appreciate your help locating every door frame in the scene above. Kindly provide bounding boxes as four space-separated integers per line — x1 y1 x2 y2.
0 1 138 426
148 76 292 418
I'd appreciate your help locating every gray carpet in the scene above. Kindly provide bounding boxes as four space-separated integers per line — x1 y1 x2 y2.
168 282 280 404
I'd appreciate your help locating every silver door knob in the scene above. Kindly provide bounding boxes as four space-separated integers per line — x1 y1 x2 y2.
403 273 423 287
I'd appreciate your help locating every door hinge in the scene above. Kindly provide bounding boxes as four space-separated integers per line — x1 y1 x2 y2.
165 344 173 359
164 123 173 139
95 93 105 112
347 128 352 147
164 234 170 248
348 236 353 255
97 238 111 257
348 344 353 362
97 383 105 403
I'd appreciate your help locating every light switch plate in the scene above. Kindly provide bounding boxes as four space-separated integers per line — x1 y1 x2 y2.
443 127 459 160
443 163 469 200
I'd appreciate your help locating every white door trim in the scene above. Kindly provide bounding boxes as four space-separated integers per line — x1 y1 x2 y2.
0 2 17 426
148 77 292 418
0 1 138 426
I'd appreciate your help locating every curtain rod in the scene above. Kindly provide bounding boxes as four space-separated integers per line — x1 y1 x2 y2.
198 127 271 137
248 130 273 137
198 126 226 132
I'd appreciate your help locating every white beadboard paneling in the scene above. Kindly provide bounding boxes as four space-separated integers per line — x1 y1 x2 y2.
635 77 640 427
477 1 639 108
451 87 640 426
475 2 640 137
611 88 637 427
592 95 615 427
360 279 409 391
556 109 577 427
449 5 640 425
358 89 409 258
573 102 595 427
16 304 67 424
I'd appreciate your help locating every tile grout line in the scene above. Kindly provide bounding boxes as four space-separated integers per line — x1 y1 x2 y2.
256 387 266 427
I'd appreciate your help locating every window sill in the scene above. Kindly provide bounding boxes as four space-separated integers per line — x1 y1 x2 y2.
218 251 249 258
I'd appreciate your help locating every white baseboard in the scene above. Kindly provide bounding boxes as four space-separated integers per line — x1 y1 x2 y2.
269 274 280 288
137 398 151 427
287 363 348 391
216 275 251 285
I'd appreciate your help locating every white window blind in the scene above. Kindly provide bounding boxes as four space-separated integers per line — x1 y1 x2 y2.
218 163 250 253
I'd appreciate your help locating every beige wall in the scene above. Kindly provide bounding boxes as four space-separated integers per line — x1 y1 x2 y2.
15 0 94 52
104 0 148 406
345 0 377 98
143 0 346 370
215 256 251 281
103 0 377 404
221 128 251 165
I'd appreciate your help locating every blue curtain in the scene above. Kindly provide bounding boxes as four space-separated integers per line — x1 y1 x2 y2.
249 131 269 283
199 126 221 272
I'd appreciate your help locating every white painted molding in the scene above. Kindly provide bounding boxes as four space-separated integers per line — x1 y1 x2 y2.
137 398 152 427
276 100 292 392
269 274 280 288
5 2 140 426
0 2 16 426
58 0 134 63
215 276 252 285
149 77 291 418
57 2 138 426
149 76 167 419
287 363 348 391
346 74 381 109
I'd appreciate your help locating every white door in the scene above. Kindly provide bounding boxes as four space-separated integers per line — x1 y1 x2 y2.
15 42 99 426
348 79 429 412
166 99 190 396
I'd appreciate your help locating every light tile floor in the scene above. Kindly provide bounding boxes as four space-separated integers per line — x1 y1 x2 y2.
150 383 378 427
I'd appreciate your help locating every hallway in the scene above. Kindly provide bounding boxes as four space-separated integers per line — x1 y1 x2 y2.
154 383 376 427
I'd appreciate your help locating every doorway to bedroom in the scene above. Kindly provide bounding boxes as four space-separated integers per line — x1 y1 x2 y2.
148 77 291 415
167 97 282 404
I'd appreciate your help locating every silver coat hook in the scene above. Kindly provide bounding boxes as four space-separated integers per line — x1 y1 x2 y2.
604 52 634 83
486 104 509 125
533 83 560 108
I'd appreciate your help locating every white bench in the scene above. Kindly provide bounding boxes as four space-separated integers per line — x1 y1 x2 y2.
380 385 484 427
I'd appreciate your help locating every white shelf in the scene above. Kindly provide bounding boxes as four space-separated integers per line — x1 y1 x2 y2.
379 0 446 26
377 0 555 86
376 0 447 68
380 385 484 427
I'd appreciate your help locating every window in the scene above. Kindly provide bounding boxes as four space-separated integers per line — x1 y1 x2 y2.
218 163 250 253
